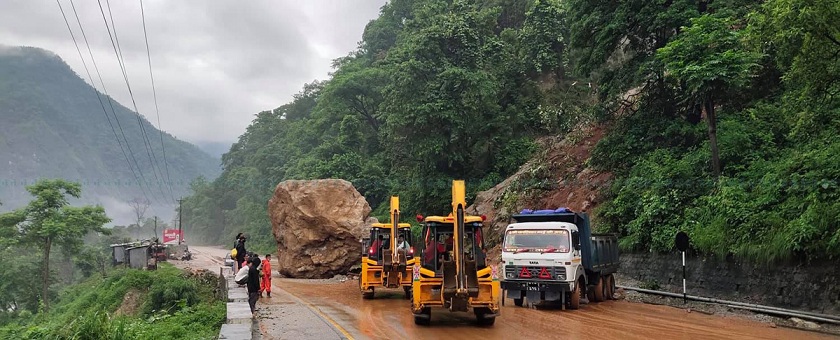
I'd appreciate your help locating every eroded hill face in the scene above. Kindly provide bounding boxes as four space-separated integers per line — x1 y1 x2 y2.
467 124 611 262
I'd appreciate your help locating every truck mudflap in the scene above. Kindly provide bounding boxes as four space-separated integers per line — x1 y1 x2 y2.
501 280 571 293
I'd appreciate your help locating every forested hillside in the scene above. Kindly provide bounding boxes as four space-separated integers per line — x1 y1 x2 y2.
184 0 839 262
0 46 220 221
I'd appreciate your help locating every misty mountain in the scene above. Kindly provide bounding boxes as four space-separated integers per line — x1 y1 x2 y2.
0 46 221 224
194 141 231 159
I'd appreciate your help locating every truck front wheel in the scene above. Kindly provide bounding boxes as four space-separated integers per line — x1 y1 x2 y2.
513 298 523 307
568 279 581 310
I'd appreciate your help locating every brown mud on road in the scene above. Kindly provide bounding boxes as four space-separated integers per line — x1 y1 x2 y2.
176 247 833 340
169 246 229 273
276 278 833 340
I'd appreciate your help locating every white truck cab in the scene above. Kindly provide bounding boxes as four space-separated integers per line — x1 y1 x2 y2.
501 209 619 309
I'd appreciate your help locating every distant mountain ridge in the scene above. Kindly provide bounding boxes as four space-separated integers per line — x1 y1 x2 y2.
0 45 220 223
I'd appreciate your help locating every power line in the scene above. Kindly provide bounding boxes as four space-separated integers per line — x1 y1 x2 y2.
102 0 167 202
67 0 162 205
56 0 152 204
139 0 176 202
95 0 170 203
70 0 166 205
104 0 168 200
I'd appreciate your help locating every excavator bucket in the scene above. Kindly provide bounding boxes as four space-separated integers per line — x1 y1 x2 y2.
383 250 393 267
464 259 479 298
442 260 457 296
397 251 407 272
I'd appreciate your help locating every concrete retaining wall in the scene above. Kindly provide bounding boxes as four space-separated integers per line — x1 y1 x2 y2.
620 252 840 314
218 266 254 340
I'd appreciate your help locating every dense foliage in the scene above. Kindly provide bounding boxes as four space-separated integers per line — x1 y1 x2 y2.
0 180 111 311
0 181 223 336
587 0 840 262
0 265 224 340
184 0 839 262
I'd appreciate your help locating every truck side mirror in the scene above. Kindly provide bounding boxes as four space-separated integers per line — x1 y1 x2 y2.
572 231 581 250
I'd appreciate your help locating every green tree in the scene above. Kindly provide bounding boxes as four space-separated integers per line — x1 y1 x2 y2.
566 0 697 98
520 0 568 75
657 15 762 177
0 179 110 311
748 0 840 138
750 0 840 97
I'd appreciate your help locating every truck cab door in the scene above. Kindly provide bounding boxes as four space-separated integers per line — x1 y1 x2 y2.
571 231 581 257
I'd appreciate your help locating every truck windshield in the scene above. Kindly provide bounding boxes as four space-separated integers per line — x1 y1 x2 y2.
503 229 570 253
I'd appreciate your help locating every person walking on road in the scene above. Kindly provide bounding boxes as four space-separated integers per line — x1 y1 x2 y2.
247 257 261 315
261 254 272 297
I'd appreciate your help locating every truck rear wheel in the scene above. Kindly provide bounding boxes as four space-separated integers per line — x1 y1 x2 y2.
593 276 605 302
606 274 616 299
362 288 375 299
404 286 412 300
568 279 581 310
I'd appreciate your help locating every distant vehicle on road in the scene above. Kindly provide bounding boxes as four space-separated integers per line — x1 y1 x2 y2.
501 208 619 309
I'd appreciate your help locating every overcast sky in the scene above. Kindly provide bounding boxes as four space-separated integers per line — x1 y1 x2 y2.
0 0 386 152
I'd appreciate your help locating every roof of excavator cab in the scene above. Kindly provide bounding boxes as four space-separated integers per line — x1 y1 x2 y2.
423 213 483 224
370 222 412 229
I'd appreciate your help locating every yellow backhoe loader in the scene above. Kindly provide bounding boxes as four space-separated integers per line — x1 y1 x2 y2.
410 180 500 326
359 196 417 299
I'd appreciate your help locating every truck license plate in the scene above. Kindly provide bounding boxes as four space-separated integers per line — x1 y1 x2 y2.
526 283 540 291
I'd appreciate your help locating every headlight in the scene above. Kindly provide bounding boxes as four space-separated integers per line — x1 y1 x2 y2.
556 273 566 280
506 272 514 279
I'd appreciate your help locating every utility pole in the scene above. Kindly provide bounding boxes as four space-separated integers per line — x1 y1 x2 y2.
178 198 184 245
154 216 157 240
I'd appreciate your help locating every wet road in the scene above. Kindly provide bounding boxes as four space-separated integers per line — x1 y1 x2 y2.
186 246 831 340
279 279 832 340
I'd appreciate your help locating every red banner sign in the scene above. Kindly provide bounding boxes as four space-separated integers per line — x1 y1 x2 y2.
163 229 182 245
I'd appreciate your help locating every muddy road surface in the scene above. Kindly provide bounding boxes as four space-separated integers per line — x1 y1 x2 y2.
185 246 831 340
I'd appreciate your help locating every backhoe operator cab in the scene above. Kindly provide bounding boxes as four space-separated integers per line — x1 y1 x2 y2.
411 180 500 326
360 196 417 299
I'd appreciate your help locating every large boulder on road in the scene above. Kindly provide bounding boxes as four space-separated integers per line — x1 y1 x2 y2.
268 179 371 278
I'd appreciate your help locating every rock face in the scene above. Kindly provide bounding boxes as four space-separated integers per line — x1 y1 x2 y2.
268 179 371 278
467 124 612 263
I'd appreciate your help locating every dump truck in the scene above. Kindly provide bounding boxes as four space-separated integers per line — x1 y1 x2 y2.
501 208 619 309
359 196 417 299
411 180 501 326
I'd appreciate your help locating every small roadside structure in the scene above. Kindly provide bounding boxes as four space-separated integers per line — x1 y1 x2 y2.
126 245 153 270
110 242 135 266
